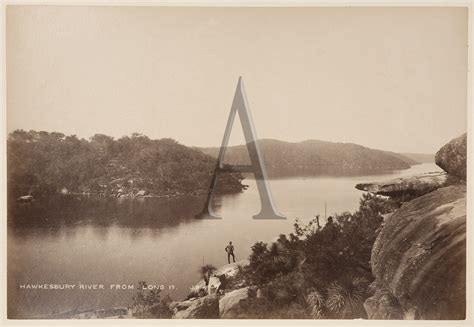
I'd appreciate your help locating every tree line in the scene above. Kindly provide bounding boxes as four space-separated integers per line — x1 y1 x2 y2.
7 130 245 200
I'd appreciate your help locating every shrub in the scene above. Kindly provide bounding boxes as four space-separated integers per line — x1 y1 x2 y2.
243 193 399 319
130 281 172 318
306 289 325 318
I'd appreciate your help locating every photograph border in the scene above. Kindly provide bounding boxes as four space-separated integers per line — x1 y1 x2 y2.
0 1 472 326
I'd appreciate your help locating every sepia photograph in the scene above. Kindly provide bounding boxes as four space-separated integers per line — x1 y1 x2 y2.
2 3 470 323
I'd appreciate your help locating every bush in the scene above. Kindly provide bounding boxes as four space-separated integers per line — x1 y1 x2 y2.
246 235 300 286
243 193 399 319
130 281 172 318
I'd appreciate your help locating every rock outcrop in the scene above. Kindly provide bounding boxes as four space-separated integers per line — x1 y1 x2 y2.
355 171 448 200
207 277 222 295
172 260 250 319
171 295 219 319
369 184 466 319
435 133 467 180
364 285 404 320
363 133 467 320
357 134 466 319
219 287 250 318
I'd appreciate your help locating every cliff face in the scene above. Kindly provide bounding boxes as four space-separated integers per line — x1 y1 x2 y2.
363 133 467 320
369 184 466 319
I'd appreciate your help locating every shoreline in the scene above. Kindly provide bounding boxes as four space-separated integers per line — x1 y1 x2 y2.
14 162 435 202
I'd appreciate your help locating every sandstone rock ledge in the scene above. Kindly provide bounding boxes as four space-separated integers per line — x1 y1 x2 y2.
366 184 466 319
355 171 449 200
219 287 251 318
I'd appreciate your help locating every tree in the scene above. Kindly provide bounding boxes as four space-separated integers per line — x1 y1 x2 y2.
7 130 246 199
130 281 172 318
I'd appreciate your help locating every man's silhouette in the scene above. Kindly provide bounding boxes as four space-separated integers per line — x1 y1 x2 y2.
225 241 235 264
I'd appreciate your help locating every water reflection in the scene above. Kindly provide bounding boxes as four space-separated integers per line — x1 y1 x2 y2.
8 194 213 230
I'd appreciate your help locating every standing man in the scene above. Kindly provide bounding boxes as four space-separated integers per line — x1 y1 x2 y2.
225 241 235 264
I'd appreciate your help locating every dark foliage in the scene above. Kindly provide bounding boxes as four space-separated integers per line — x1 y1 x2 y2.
243 193 400 319
130 281 173 318
7 130 245 199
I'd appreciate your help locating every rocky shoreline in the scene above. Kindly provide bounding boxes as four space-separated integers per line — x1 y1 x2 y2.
169 259 255 319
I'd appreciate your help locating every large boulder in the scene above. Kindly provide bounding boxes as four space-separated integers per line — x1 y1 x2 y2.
172 294 219 319
369 184 466 319
207 276 222 295
435 133 467 180
364 284 404 319
219 287 250 318
355 171 448 200
169 299 194 313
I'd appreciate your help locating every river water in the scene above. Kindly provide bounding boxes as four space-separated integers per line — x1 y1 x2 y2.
7 163 440 318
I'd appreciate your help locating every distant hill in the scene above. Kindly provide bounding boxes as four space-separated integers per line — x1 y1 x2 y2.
400 152 435 163
197 139 422 178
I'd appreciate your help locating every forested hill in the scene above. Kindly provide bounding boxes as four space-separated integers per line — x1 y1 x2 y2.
7 130 245 199
197 139 424 178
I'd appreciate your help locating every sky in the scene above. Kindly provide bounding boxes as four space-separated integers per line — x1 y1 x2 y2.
6 6 468 153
